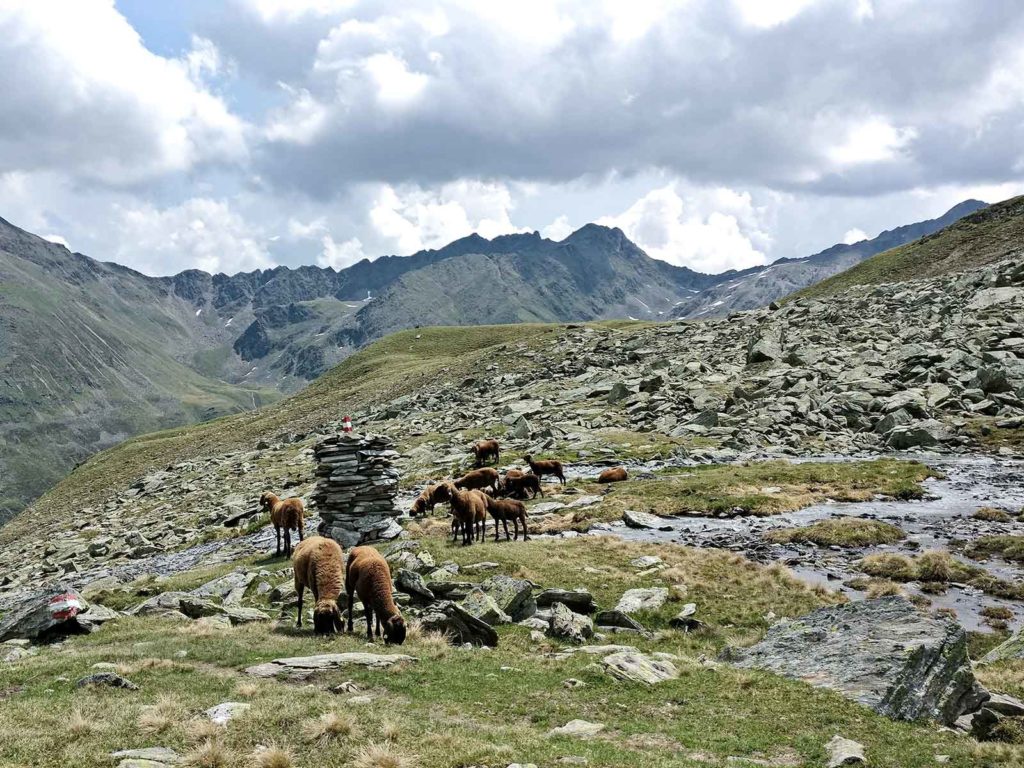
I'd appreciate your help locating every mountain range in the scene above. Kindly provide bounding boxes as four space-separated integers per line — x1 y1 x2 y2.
0 197 996 519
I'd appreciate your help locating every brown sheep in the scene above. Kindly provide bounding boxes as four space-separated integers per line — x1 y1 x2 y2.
409 482 451 517
471 439 500 467
523 455 566 485
345 546 406 645
498 472 543 500
260 492 305 557
454 467 499 493
292 536 345 634
597 466 628 483
483 495 530 542
446 483 488 545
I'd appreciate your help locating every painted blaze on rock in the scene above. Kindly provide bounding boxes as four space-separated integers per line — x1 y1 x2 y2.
723 596 988 725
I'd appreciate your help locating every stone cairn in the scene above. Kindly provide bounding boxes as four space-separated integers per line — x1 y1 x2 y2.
312 434 401 548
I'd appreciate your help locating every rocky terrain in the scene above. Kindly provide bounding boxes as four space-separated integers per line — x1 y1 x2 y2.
0 198 988 520
0 253 1023 765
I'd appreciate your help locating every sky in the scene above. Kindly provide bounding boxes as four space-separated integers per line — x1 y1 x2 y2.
1 0 1023 278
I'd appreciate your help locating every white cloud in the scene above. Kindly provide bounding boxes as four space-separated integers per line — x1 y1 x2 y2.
363 52 430 109
600 183 770 273
318 234 367 269
542 214 574 241
287 216 328 239
842 227 868 244
0 0 246 185
368 180 525 253
42 233 70 249
112 198 272 276
732 0 822 28
827 117 918 167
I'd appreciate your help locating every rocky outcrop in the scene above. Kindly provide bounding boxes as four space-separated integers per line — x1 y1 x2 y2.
0 585 95 642
724 597 988 725
418 600 499 647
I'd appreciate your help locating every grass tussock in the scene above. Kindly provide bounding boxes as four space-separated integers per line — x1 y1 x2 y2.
973 507 1014 522
253 745 294 768
303 712 358 743
185 740 229 768
352 741 419 768
860 549 1024 601
967 536 1024 563
865 580 904 599
766 518 905 547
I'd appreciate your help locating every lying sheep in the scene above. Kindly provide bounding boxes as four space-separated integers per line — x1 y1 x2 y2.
471 439 500 467
498 471 543 500
446 483 488 545
454 467 499 494
524 455 566 485
597 466 628 483
260 492 305 557
345 546 406 645
483 495 530 542
292 536 345 634
409 482 451 517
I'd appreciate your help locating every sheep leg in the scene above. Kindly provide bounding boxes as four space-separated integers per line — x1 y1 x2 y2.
502 518 512 541
522 516 531 541
283 528 292 558
274 526 281 556
346 588 355 634
297 523 304 542
375 614 382 639
364 604 374 641
296 584 304 627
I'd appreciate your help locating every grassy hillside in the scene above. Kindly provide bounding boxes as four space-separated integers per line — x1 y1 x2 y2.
792 194 1024 300
1 324 561 545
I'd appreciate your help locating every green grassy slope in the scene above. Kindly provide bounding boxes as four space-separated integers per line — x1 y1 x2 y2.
792 194 1024 300
0 324 558 544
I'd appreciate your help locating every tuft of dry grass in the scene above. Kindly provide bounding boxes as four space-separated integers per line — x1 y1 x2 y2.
68 708 101 739
915 550 957 582
982 606 1015 621
303 711 357 743
186 718 223 744
973 507 1013 522
352 741 419 768
860 553 916 581
235 681 260 698
185 740 229 768
253 745 294 768
380 719 402 742
866 580 904 598
139 693 185 734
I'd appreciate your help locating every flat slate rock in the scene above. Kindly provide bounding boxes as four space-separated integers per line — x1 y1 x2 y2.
724 596 987 725
614 587 668 614
110 747 184 767
622 510 673 530
548 719 606 739
601 651 679 684
246 652 417 679
75 672 139 691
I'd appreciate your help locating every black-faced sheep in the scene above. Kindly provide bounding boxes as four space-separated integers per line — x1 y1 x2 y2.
260 491 305 557
597 466 628 483
292 536 345 634
345 546 406 645
483 495 530 542
523 455 566 485
409 482 451 517
454 467 499 493
471 439 500 467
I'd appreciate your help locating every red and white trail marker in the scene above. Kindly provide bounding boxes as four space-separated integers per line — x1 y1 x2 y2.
49 592 84 621
342 415 353 433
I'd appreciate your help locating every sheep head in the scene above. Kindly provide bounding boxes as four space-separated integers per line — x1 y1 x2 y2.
312 600 342 635
384 614 407 646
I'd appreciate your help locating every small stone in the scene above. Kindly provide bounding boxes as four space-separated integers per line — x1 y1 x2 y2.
826 735 865 768
548 719 605 739
205 701 251 725
614 588 668 614
75 672 139 691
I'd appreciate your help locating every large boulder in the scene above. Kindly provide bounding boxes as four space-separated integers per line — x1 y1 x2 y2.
460 588 511 626
547 602 594 644
0 585 89 642
480 575 536 621
747 328 785 365
601 651 678 684
614 588 668 615
535 588 596 614
724 597 988 725
622 510 672 531
982 629 1024 664
418 601 499 647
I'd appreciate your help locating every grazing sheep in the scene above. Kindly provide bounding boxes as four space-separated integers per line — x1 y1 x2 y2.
454 467 499 493
260 492 305 557
483 495 530 542
523 455 566 485
446 483 488 545
597 466 628 483
471 439 500 467
498 472 543 500
292 536 345 634
409 482 451 517
345 546 406 645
